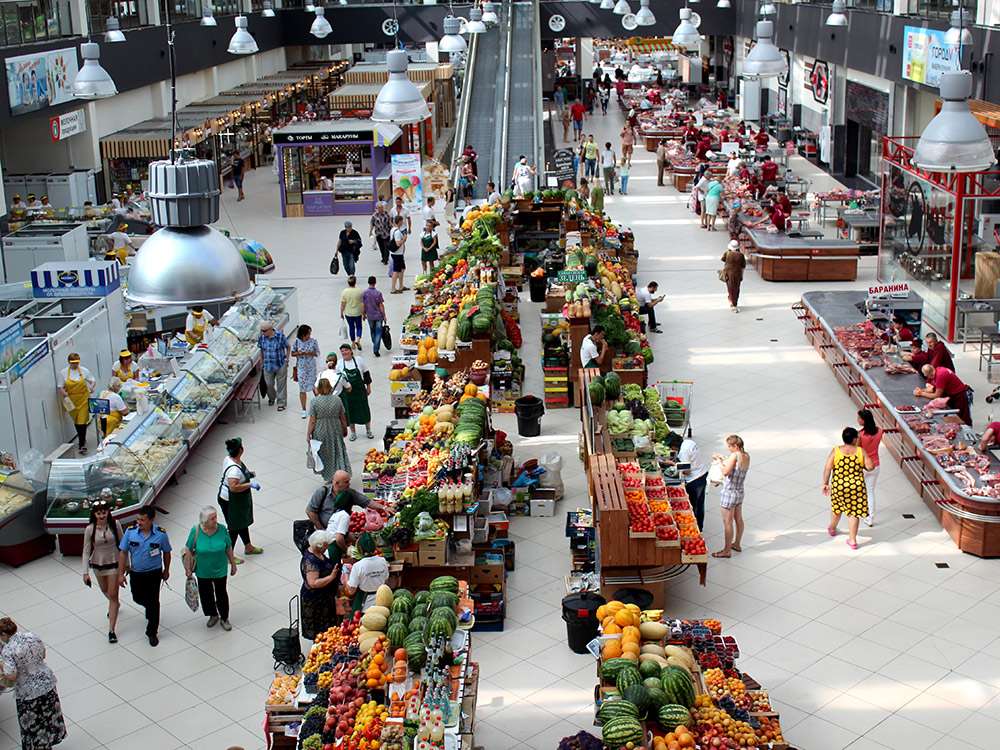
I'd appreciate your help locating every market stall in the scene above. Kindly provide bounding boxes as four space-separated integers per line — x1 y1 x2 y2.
326 80 437 158
796 289 1000 557
342 61 456 139
740 228 860 282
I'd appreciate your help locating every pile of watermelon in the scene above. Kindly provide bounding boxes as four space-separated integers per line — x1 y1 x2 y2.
599 658 697 748
454 397 487 444
378 577 461 673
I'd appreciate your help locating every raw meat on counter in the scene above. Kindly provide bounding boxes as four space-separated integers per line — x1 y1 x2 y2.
885 360 917 375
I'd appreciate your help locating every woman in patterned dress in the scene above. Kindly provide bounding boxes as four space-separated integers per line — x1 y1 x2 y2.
306 378 351 480
822 427 874 550
712 435 750 558
291 324 321 419
1 617 67 750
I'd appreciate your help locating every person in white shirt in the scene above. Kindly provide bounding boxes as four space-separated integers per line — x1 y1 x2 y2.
58 352 96 454
389 196 411 233
100 377 130 434
636 281 664 333
422 196 438 229
343 531 390 614
579 326 608 369
486 181 501 205
600 141 617 195
105 231 136 265
184 306 218 347
9 194 24 214
665 433 709 530
25 194 41 209
315 352 350 397
389 215 408 295
726 155 743 179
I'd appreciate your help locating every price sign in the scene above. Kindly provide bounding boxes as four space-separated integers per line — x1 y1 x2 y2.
88 398 110 415
558 269 587 283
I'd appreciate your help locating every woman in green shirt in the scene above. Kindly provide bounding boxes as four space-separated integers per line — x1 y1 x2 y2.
183 506 239 631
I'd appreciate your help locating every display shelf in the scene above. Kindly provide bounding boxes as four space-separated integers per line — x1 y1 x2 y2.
0 470 51 566
161 372 221 443
110 407 186 496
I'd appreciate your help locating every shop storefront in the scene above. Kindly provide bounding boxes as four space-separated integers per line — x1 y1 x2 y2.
274 120 403 217
844 78 891 185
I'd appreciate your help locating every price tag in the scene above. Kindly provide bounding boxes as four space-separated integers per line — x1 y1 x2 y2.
88 398 111 415
558 269 587 283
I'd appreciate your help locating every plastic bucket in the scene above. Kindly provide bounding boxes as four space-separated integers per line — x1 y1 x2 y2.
492 539 515 571
514 395 545 437
529 275 547 303
561 592 605 654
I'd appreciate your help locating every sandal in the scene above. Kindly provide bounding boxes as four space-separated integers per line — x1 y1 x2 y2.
731 544 742 552
827 525 837 537
277 406 286 412
349 433 357 441
245 546 264 555
366 430 374 439
711 551 732 558
846 539 858 550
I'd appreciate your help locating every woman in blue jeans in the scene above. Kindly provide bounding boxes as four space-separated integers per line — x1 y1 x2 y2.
361 276 387 357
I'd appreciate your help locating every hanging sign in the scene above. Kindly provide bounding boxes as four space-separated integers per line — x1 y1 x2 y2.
868 282 910 299
902 26 960 87
50 109 86 142
809 61 830 105
390 154 423 213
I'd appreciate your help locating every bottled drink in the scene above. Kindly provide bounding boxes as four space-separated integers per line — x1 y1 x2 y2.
430 720 444 742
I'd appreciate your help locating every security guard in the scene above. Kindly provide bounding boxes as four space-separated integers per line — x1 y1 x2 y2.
117 506 171 646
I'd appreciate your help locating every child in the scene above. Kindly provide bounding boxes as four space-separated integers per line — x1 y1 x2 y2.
619 159 630 196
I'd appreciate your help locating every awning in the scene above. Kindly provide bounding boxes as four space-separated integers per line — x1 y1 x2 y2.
627 38 682 53
373 122 402 147
963 99 1000 131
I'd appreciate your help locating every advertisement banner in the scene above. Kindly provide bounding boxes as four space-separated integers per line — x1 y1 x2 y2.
0 318 25 376
390 154 423 213
902 27 960 87
5 48 77 116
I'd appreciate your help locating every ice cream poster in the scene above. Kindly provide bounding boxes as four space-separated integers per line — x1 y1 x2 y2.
5 47 77 116
391 154 423 213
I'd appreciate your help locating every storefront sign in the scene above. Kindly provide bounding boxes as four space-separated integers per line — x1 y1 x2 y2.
809 62 830 105
0 318 26 376
391 154 423 213
868 283 910 299
8 340 48 382
902 27 960 87
550 148 576 189
50 109 86 142
4 48 78 116
274 131 366 143
31 261 121 299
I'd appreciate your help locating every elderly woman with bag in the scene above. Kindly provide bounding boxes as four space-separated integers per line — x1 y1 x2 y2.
720 240 746 313
300 529 341 639
1 617 67 750
183 506 239 631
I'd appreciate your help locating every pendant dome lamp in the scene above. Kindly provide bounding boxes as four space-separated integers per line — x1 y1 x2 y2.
200 6 217 26
71 43 117 99
672 8 701 50
760 1 776 14
613 0 632 15
742 20 786 78
600 0 615 8
481 2 499 24
944 8 973 46
439 16 468 52
228 16 258 54
635 0 656 25
912 70 995 172
306 2 315 11
310 7 333 38
825 0 847 26
105 18 126 42
372 49 431 124
717 0 731 7
467 8 487 33
261 1 275 17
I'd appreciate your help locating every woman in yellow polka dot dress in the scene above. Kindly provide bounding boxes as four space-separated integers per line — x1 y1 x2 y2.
821 427 874 550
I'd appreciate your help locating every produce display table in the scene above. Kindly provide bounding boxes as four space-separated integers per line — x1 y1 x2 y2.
796 291 1000 557
741 228 859 282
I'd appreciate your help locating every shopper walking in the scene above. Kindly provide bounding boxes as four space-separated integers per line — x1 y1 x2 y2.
0 618 67 750
620 123 637 163
183 506 239 631
656 139 668 187
344 531 390 616
369 202 393 265
291 324 320 418
58 353 95 454
583 135 599 179
636 281 664 334
337 221 362 277
727 200 744 239
299 530 340 640
217 437 262 562
570 99 586 137
599 86 609 115
316 352 348 396
857 408 882 527
307 378 351 481
117 506 171 647
666 433 709 530
553 86 564 116
511 156 537 198
720 240 747 313
822 427 873 550
231 150 246 201
340 277 364 352
389 196 411 233
712 435 750 557
389 215 408 294
82 493 124 643
600 142 617 195
619 158 630 196
337 344 373 441
361 276 387 357
258 321 290 411
704 177 723 231
420 219 439 274
590 183 604 213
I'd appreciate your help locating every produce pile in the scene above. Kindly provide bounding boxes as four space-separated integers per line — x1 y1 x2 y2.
596 603 788 750
618 461 706 555
593 385 673 452
296 579 470 750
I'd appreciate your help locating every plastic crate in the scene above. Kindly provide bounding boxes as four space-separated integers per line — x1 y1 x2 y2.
566 509 596 539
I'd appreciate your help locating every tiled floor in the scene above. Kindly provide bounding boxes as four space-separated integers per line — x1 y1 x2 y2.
2 107 999 750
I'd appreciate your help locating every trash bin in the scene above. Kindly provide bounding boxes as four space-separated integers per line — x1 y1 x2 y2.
612 587 654 611
514 395 544 437
529 275 547 303
562 592 605 654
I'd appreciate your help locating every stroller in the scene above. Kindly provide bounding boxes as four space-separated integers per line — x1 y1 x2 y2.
272 595 305 675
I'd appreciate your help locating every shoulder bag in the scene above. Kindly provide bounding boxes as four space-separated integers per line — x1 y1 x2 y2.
381 324 392 351
329 254 340 275
717 267 728 283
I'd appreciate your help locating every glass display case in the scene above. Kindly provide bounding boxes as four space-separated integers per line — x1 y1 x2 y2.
221 307 259 342
243 285 292 323
333 175 375 203
0 472 36 521
184 350 234 394
45 446 153 523
161 372 219 438
110 407 185 486
208 326 255 381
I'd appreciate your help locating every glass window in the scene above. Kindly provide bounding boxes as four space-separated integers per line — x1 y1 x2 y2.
282 147 303 205
3 6 22 46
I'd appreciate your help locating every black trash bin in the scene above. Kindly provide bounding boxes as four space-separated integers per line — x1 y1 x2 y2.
529 275 547 303
612 588 654 611
514 395 544 437
562 592 605 654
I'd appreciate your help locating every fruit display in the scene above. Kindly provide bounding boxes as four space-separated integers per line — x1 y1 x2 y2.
266 674 301 705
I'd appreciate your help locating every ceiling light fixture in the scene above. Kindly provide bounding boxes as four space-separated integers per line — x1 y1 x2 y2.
262 1 275 17
481 2 499 24
760 1 776 14
71 42 117 99
228 15 258 54
635 0 655 25
310 7 333 38
742 19 787 78
825 0 847 26
105 17 126 42
717 0 731 7
467 8 487 33
372 48 431 124
913 70 995 172
613 0 632 15
200 6 217 26
600 0 615 8
439 16 468 52
944 8 973 46
672 8 701 50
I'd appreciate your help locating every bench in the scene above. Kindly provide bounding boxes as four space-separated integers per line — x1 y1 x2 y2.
234 370 262 422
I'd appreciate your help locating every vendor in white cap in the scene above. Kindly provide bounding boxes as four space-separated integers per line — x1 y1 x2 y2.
185 306 218 347
111 350 137 382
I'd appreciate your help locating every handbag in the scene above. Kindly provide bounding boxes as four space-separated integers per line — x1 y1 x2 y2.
329 254 340 275
717 268 729 283
184 576 200 612
381 324 392 351
182 525 200 612
707 458 726 485
227 179 235 189
306 443 315 471
292 366 298 382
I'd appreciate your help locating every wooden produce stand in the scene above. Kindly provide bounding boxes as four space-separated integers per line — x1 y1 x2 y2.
796 290 1000 557
741 228 859 281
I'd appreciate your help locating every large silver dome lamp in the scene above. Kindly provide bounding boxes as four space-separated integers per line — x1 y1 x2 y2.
481 2 499 24
372 49 431 125
742 20 787 79
635 0 656 25
228 15 259 54
944 9 973 46
72 43 118 100
613 0 632 15
310 7 333 38
913 71 995 173
262 1 275 17
672 8 701 50
439 16 468 52
825 0 847 26
127 152 252 306
467 8 487 34
201 6 217 26
105 18 126 43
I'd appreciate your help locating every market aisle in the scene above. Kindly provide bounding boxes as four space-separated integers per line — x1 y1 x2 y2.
0 117 998 750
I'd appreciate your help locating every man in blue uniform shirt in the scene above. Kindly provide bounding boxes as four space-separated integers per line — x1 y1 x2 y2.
118 506 171 646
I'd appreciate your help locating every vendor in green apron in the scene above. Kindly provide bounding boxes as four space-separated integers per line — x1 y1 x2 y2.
336 343 374 441
324 490 354 565
344 531 390 615
217 437 263 562
579 325 609 369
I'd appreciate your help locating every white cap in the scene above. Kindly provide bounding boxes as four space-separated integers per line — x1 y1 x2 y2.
728 240 740 251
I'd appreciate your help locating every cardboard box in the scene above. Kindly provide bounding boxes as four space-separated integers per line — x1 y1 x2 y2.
530 498 555 517
508 500 530 516
419 551 446 566
391 393 416 408
487 511 509 530
532 487 558 501
471 563 504 585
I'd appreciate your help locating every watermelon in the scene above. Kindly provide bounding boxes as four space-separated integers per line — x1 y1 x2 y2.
390 597 412 615
428 606 458 632
407 646 426 671
429 576 460 594
601 717 644 748
622 684 652 719
661 666 696 708
624 340 640 356
643 677 663 693
543 333 560 348
598 699 639 724
428 592 459 613
616 667 643 693
639 660 662 680
456 317 472 342
386 623 408 650
413 590 431 606
408 616 427 634
647 687 670 711
585 259 598 277
588 380 605 405
387 612 410 629
472 314 492 334
425 617 453 639
600 658 636 683
657 704 693 731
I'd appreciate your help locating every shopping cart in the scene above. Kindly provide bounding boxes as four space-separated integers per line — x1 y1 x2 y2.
654 380 694 437
272 595 305 675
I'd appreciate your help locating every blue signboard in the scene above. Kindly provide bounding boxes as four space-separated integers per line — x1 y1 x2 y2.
9 340 49 382
31 261 120 299
303 192 334 215
88 398 110 415
902 26 961 88
0 318 25 376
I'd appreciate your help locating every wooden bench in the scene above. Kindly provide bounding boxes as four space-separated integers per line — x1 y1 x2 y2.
234 370 262 422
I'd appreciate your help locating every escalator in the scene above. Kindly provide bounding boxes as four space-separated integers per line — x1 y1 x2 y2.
501 0 541 193
460 7 505 199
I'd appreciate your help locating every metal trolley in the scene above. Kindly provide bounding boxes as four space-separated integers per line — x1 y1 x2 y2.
654 379 694 437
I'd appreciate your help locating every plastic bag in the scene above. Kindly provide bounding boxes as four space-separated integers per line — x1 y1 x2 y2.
19 449 46 484
538 452 564 500
340 320 348 340
413 511 437 541
364 506 384 532
633 435 652 451
184 577 200 612
708 458 725 485
489 487 512 509
309 439 324 473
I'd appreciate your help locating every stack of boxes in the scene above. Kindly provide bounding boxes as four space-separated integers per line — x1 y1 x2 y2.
541 312 571 409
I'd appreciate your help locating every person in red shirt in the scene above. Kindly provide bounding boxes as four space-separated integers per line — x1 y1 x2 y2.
914 365 972 425
720 129 732 144
570 100 587 137
694 137 712 161
750 204 785 231
978 421 1000 451
754 129 770 149
924 332 955 371
614 79 625 106
747 175 767 200
857 408 882 526
891 315 914 343
737 121 747 136
775 191 792 215
760 159 779 183
904 339 930 368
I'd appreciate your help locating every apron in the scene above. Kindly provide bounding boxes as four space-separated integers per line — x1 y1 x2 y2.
64 370 90 426
185 313 208 346
115 363 135 382
349 586 370 617
217 461 254 530
340 360 371 426
101 391 124 433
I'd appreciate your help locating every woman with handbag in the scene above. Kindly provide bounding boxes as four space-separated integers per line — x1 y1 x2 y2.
217 437 262 563
183 507 239 630
82 492 124 643
720 240 746 313
291 324 320 419
307 378 351 480
336 343 373 441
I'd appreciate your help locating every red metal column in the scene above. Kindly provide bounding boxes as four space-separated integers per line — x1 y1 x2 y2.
947 174 966 342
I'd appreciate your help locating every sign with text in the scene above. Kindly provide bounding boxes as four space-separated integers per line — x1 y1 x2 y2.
550 148 576 189
868 282 910 299
88 398 111 416
902 27 960 87
5 47 77 116
558 269 587 283
390 153 423 213
50 109 86 142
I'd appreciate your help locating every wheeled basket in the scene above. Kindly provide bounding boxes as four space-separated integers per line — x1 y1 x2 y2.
271 595 305 675
654 380 694 437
